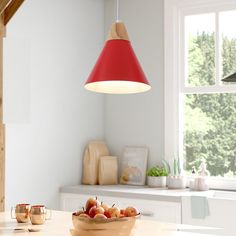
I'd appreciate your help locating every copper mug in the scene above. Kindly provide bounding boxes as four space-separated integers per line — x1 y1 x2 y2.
11 203 31 223
29 205 51 225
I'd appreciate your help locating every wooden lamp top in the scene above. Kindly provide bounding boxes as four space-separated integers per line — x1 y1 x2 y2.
107 22 130 41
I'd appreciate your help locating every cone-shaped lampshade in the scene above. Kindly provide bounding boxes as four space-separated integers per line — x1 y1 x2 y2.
85 22 151 94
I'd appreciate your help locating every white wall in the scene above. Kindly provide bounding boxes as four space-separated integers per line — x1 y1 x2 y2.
4 0 105 210
104 0 164 168
4 0 164 209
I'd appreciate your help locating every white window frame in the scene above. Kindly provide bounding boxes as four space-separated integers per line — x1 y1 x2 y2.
165 0 236 190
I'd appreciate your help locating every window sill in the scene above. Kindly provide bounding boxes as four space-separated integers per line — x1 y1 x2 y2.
186 176 236 191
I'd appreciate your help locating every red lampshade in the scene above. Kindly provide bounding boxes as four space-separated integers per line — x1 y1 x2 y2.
85 23 151 94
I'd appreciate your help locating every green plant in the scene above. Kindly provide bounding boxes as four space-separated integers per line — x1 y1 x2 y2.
173 157 181 176
162 157 181 176
147 166 168 177
162 159 171 175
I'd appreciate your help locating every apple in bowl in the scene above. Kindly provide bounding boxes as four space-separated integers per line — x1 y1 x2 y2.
85 197 100 214
104 204 120 218
89 205 105 218
124 206 139 217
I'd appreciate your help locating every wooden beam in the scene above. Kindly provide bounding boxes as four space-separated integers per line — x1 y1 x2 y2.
0 13 6 38
0 16 5 212
0 124 5 212
0 16 3 122
3 0 24 25
0 0 11 15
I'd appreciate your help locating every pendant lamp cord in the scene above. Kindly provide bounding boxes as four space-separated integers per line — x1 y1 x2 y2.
116 0 120 22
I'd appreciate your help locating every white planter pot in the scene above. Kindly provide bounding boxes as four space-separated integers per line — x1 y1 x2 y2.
167 176 186 189
147 176 167 188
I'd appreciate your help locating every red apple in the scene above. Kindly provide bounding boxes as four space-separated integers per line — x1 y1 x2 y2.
124 207 139 217
78 213 90 218
120 209 125 215
89 205 105 218
94 213 107 219
85 197 100 214
105 205 120 218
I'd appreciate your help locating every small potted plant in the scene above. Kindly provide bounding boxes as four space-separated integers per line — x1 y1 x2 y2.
147 166 168 187
163 158 186 189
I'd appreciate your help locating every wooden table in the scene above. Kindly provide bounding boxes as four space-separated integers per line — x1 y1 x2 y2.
0 211 220 235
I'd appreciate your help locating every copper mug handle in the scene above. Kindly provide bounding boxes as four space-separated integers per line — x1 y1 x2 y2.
46 208 52 220
11 207 16 219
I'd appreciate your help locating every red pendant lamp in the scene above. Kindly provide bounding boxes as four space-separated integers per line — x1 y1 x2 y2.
84 0 151 94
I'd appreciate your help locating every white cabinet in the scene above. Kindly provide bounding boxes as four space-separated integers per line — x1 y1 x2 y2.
60 193 181 223
182 196 236 236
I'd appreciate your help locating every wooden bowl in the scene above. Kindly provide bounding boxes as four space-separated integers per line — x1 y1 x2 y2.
71 214 139 236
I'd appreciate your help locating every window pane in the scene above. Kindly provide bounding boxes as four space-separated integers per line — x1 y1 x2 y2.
220 11 236 82
185 14 215 86
183 93 236 177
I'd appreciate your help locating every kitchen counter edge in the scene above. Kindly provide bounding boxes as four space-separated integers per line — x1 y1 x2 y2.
59 185 188 203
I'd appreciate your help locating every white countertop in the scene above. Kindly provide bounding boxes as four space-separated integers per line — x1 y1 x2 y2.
60 185 218 202
0 210 220 236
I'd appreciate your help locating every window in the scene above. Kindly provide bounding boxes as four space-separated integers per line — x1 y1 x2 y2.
165 0 236 189
184 11 236 178
185 13 216 87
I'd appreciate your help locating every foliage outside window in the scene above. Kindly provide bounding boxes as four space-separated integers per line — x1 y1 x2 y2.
183 11 236 177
